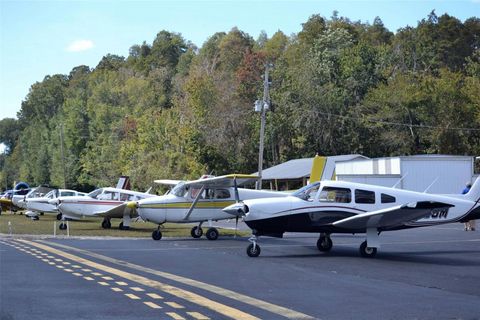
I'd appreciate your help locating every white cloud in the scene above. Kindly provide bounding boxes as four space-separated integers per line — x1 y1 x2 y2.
66 40 94 52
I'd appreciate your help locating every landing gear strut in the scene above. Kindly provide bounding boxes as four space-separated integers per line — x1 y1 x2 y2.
246 235 261 257
191 224 203 238
101 218 111 229
359 241 377 258
152 225 162 240
317 233 333 252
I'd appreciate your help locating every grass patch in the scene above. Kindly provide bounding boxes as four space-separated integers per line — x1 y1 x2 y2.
0 211 248 238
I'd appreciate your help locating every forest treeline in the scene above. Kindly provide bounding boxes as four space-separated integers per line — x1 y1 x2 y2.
1 11 479 191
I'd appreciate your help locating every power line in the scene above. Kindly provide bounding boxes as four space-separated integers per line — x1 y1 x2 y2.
316 111 480 132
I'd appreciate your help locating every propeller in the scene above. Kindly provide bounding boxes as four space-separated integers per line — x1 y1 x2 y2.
233 177 240 238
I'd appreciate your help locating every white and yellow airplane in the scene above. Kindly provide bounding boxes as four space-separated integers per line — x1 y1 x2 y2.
223 177 480 258
128 174 288 241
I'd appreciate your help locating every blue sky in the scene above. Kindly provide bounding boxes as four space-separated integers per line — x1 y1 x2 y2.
1 0 479 121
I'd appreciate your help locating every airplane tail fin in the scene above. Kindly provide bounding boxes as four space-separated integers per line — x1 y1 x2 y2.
309 155 327 183
464 177 480 202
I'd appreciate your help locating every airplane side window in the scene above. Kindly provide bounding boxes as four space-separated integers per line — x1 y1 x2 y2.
214 189 230 199
381 193 396 203
355 189 375 204
120 193 130 201
60 191 75 197
319 187 351 203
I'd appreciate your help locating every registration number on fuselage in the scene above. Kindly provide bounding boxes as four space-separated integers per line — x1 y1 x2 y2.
430 208 449 219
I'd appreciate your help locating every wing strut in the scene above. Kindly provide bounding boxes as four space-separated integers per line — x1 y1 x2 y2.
183 185 205 221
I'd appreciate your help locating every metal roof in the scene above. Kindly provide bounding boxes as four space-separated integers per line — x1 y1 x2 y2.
255 154 367 180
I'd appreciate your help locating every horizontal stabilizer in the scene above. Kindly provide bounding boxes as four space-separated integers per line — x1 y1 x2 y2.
94 203 136 219
333 201 454 230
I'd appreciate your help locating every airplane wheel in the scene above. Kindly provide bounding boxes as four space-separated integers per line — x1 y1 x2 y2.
206 227 219 240
317 236 333 252
119 222 129 230
190 226 203 238
59 223 67 230
246 243 261 257
359 241 377 258
56 213 62 220
152 230 162 241
101 220 111 229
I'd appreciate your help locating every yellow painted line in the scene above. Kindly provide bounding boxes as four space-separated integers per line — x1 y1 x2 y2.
102 276 114 280
144 301 162 309
111 287 123 292
187 312 210 320
98 282 109 286
23 240 259 320
166 312 185 320
91 272 102 276
165 302 184 309
125 293 141 300
130 287 144 292
115 281 128 286
146 293 163 299
84 277 94 281
72 273 83 277
39 240 314 320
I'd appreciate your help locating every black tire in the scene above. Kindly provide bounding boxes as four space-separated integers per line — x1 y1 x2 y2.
190 226 203 238
246 243 261 257
152 230 162 241
206 227 219 240
59 223 67 230
317 236 333 252
101 220 111 229
359 241 377 258
56 213 62 221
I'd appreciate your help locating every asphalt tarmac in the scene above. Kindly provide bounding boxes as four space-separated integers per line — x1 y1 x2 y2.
1 223 480 320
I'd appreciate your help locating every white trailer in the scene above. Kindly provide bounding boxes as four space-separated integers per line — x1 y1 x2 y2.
336 155 476 194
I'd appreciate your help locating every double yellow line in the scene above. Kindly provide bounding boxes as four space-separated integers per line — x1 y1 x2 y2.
17 239 314 320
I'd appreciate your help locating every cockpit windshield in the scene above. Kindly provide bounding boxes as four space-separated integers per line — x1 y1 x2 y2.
87 188 103 199
292 182 321 201
171 182 187 197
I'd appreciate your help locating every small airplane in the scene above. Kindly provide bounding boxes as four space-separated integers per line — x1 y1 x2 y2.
50 187 155 230
128 174 288 241
25 189 87 220
12 185 53 210
0 190 20 213
223 178 480 258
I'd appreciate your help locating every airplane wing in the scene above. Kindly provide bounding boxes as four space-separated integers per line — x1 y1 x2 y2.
154 179 183 186
94 203 137 219
332 201 454 230
184 174 259 188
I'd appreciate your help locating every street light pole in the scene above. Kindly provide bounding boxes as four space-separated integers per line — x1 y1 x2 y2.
256 64 272 190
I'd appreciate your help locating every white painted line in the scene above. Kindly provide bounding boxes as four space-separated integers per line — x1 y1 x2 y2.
144 301 162 309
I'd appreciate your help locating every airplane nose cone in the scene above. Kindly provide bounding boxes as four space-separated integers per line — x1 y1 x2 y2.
223 203 248 217
126 201 138 209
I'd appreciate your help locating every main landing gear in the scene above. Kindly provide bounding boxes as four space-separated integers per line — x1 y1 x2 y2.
101 218 111 229
317 233 333 252
190 224 219 240
152 225 163 240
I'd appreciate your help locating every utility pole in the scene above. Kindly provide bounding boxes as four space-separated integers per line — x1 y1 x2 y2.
59 124 67 189
255 64 272 190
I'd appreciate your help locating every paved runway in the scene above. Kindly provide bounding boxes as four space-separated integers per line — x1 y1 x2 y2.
1 224 480 319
